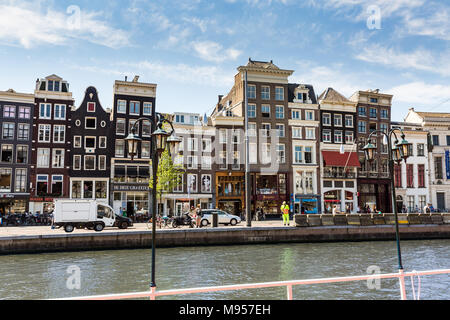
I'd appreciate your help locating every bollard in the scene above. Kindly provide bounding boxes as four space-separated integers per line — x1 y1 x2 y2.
212 213 218 228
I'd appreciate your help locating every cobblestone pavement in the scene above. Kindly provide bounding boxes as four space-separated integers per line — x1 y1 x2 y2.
0 220 293 237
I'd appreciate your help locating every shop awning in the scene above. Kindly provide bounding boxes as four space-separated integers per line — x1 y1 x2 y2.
322 151 361 168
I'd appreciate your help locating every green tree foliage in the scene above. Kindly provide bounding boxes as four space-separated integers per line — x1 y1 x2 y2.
149 149 184 202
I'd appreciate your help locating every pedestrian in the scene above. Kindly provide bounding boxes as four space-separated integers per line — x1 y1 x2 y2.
424 204 431 214
280 201 290 226
332 205 338 215
195 204 202 228
301 206 305 215
122 207 127 217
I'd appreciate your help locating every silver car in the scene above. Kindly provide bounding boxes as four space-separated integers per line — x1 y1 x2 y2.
200 209 242 227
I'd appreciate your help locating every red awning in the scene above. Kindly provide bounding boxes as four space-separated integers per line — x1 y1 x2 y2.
322 151 361 168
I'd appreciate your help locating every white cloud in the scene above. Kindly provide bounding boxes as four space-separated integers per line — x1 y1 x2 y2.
191 41 242 63
354 44 450 77
388 82 450 107
0 1 130 48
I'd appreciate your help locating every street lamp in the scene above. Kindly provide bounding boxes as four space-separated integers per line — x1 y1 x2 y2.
126 113 178 292
362 128 410 299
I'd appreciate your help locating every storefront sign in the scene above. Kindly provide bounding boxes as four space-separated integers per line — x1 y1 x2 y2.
112 185 149 192
0 194 15 198
29 197 53 202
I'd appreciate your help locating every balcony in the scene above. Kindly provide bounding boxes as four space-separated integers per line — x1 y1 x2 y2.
357 171 390 179
322 172 356 179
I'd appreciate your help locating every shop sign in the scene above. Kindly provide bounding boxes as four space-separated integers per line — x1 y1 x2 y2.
112 185 149 192
0 194 15 198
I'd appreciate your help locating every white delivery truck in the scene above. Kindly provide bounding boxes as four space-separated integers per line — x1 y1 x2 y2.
53 199 133 233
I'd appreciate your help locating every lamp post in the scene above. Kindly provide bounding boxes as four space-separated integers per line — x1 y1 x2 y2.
362 128 411 299
125 113 180 292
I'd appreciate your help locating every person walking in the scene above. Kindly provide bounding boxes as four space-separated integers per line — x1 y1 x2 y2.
281 201 290 226
195 204 202 228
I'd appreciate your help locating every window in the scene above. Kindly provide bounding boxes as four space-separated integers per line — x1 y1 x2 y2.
306 111 314 121
188 138 198 151
407 164 414 188
53 125 65 143
54 104 66 120
84 155 96 170
292 127 302 138
85 117 96 129
247 85 256 99
3 106 15 118
37 148 50 168
17 124 30 140
141 141 150 158
322 113 331 126
417 144 425 156
369 108 377 118
291 110 301 120
141 120 151 137
52 149 65 168
232 130 240 144
418 164 425 188
202 156 212 169
115 140 125 157
117 100 126 113
370 97 378 103
38 124 50 142
18 107 30 119
85 137 96 149
232 152 240 169
345 115 353 127
322 129 331 142
435 157 443 179
84 181 93 199
381 109 388 119
249 143 257 164
36 175 48 195
275 106 284 119
432 135 439 146
40 103 51 119
187 174 197 193
380 123 388 133
334 114 342 126
116 119 126 135
15 168 27 193
87 102 95 112
447 135 450 146
294 146 303 163
305 147 313 164
99 156 107 170
0 168 12 192
306 128 315 139
73 155 81 170
345 131 354 144
130 101 140 115
173 174 183 192
1 145 13 163
74 136 82 148
2 123 14 140
261 123 271 137
99 137 107 149
261 143 271 164
277 144 285 163
261 86 270 100
142 102 152 115
394 164 402 187
408 196 415 213
358 121 366 133
52 176 63 196
175 114 185 123
334 130 343 143
248 104 256 118
48 80 60 92
261 105 270 117
16 146 28 164
358 107 366 117
219 151 227 169
276 124 285 137
219 129 227 143
275 87 284 100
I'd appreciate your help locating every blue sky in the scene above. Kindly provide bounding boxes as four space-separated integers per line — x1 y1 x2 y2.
0 0 449 121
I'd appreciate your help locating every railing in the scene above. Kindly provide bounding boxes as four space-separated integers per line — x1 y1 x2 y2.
53 269 450 301
358 171 390 179
323 172 356 179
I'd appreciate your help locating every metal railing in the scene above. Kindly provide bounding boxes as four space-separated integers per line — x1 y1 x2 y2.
53 268 450 301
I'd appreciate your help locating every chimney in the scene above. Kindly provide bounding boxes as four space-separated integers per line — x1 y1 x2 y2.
125 76 128 82
218 95 223 103
133 75 140 83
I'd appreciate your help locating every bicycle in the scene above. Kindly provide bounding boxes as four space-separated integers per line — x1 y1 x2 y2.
147 215 172 229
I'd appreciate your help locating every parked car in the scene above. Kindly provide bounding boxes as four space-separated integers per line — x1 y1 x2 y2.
200 209 242 227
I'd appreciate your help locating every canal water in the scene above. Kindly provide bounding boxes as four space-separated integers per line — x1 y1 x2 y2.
0 240 449 300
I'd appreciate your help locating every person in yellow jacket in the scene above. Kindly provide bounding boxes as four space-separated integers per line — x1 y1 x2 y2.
281 201 290 226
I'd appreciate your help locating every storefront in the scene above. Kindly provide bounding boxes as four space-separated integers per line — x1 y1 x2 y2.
323 190 341 213
29 197 54 214
0 194 29 215
162 194 213 216
252 173 289 216
216 172 245 216
112 184 150 217
294 195 320 214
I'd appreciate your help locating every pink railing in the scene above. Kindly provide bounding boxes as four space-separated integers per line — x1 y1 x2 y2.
53 268 450 301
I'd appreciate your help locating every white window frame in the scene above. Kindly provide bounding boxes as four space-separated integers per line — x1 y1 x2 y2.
323 113 331 126
84 155 96 171
99 136 107 149
261 123 271 137
17 123 30 140
38 124 51 143
247 85 256 99
99 155 107 170
345 115 353 128
74 136 82 148
115 140 125 157
53 125 65 143
54 104 66 120
306 128 315 139
334 114 342 127
37 148 50 168
39 103 51 119
143 102 153 116
84 136 97 149
52 148 65 168
117 100 127 114
129 101 140 115
261 86 270 100
323 129 331 142
276 124 285 138
73 155 82 170
85 117 97 130
51 175 64 194
305 110 314 121
116 118 126 135
275 105 284 119
291 110 301 120
292 127 302 139
275 87 284 101
87 102 96 113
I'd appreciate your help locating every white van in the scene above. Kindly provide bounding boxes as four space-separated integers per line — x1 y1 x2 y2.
53 199 133 233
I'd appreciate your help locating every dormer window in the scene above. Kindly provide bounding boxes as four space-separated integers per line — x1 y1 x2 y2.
48 80 60 92
175 115 185 123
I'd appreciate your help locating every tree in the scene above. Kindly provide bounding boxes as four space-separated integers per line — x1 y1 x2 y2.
149 149 184 214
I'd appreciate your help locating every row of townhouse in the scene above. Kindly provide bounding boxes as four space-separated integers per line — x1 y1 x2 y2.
0 61 447 216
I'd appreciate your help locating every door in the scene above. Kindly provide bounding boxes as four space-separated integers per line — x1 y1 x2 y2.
437 193 445 211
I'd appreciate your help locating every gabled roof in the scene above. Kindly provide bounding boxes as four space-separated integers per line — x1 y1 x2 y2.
246 59 280 70
45 74 63 80
318 87 352 103
415 111 450 119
